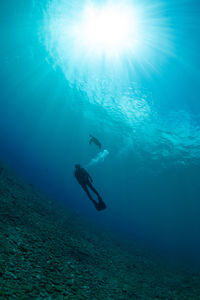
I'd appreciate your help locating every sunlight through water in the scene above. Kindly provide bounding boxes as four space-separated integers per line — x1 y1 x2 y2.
43 0 173 99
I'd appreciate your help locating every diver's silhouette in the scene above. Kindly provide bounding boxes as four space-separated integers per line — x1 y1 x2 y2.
74 164 106 211
89 134 101 149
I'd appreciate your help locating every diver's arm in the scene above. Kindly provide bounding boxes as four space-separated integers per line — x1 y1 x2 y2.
87 173 93 182
89 134 93 144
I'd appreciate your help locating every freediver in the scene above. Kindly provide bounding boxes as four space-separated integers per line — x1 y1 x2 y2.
74 164 106 211
89 134 101 149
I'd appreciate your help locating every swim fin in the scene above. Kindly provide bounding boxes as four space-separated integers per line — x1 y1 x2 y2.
92 199 106 211
97 200 106 211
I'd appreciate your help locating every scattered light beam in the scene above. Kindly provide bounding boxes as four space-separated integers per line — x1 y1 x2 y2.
43 0 173 98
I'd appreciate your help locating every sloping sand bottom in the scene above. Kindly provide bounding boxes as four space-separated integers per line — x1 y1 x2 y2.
0 163 200 299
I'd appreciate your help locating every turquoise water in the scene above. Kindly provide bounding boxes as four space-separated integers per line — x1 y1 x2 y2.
1 0 200 267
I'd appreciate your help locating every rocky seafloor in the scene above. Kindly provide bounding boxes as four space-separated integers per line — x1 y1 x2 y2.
0 162 200 300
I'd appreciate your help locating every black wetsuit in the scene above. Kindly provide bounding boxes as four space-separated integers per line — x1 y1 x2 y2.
89 135 101 149
74 166 106 210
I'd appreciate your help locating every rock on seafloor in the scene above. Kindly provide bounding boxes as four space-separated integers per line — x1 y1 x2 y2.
0 161 200 299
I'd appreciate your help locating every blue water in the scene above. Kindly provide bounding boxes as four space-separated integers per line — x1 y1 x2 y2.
1 0 200 267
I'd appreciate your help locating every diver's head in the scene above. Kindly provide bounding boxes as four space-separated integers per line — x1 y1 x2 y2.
75 164 81 169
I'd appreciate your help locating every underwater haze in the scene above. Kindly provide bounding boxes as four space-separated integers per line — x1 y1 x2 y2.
1 0 200 269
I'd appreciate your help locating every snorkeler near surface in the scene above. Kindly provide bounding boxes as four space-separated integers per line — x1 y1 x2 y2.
74 164 106 211
89 134 101 149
